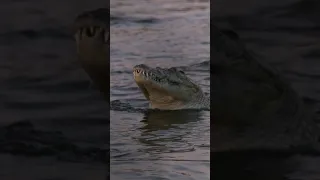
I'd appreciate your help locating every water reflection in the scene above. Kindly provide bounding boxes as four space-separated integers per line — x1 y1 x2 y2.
110 0 209 179
140 109 203 131
135 110 208 155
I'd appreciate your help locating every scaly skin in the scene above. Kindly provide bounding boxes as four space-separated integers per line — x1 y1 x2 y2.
133 64 210 110
71 8 319 150
72 9 211 111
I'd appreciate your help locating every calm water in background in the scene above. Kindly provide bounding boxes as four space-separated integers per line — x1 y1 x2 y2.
110 0 210 179
0 0 320 180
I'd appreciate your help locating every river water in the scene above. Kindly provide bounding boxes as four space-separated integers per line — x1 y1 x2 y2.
0 0 210 180
213 0 320 179
0 0 320 179
110 0 210 179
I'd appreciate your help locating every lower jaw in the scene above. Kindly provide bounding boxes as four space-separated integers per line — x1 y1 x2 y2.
78 52 109 66
79 59 110 99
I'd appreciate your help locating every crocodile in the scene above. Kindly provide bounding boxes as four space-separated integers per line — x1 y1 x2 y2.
71 8 319 151
211 24 320 152
73 8 110 100
72 9 211 111
133 64 210 110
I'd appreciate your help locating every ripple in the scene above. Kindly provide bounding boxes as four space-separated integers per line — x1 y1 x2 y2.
111 15 161 26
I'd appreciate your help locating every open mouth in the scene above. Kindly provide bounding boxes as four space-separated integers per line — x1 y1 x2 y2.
133 64 168 83
136 83 151 100
133 69 168 100
74 26 109 44
73 8 110 46
137 81 179 103
134 70 165 83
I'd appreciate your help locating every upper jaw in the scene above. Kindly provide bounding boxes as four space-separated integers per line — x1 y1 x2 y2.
134 70 167 85
73 9 110 45
73 19 108 35
73 8 109 33
134 65 188 87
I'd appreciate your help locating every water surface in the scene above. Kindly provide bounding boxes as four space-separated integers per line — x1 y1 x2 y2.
0 0 320 179
110 0 210 179
213 0 320 179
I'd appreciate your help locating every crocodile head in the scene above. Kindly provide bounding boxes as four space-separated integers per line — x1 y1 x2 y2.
73 8 110 98
133 64 203 110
